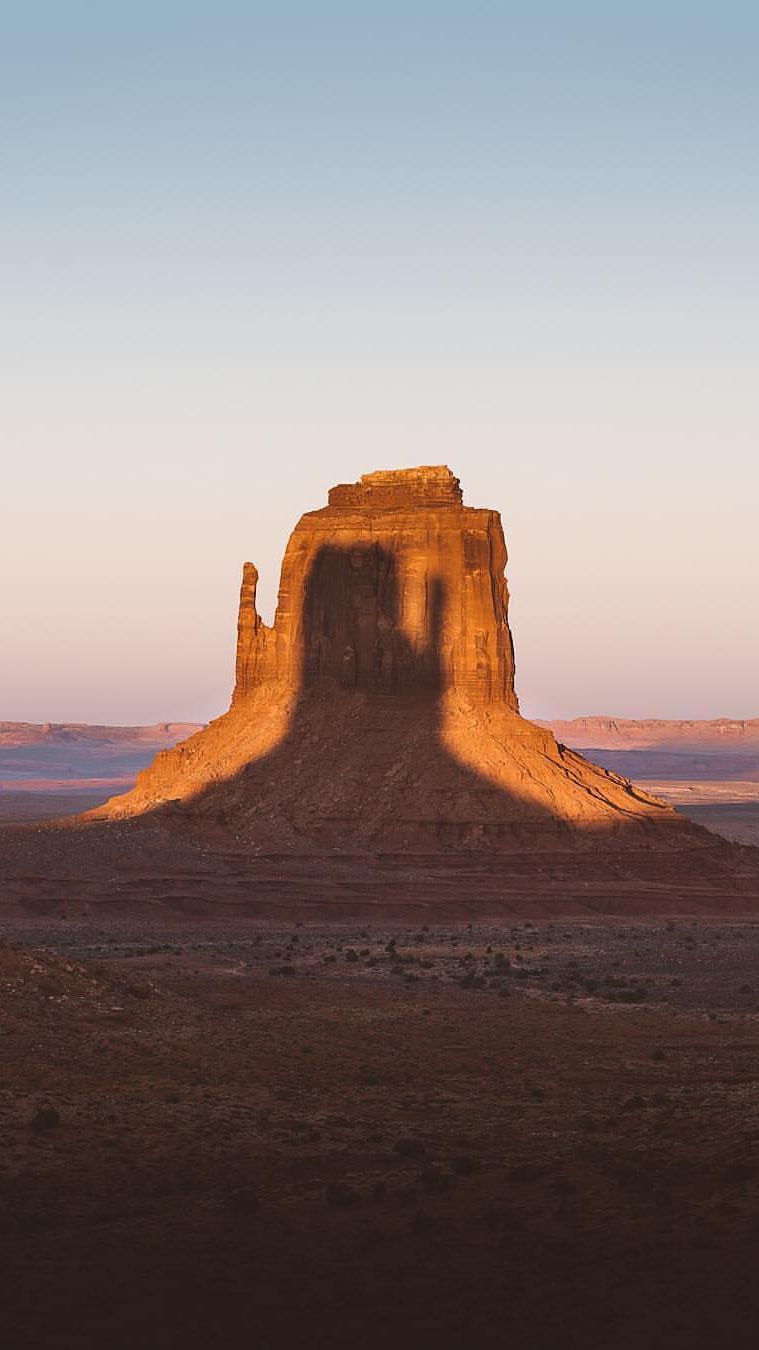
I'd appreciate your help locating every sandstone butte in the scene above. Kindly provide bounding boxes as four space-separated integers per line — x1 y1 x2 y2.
1 466 758 918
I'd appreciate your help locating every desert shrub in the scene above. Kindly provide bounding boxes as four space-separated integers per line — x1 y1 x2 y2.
420 1165 450 1193
393 1136 426 1159
31 1107 61 1132
326 1182 360 1208
226 1186 259 1214
126 981 151 1000
452 1154 481 1176
722 1160 756 1184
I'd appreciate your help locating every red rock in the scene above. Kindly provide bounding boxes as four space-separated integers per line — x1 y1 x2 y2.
98 468 733 861
232 466 517 709
1 466 756 917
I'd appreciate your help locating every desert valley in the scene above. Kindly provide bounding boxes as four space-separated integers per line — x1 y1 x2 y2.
1 467 759 1348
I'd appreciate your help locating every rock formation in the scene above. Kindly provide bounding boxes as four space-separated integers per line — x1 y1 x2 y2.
96 468 726 857
232 466 517 708
1 466 756 918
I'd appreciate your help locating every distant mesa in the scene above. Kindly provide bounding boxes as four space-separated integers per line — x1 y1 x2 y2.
0 722 204 799
0 722 203 750
541 717 759 752
1 465 756 917
541 717 759 791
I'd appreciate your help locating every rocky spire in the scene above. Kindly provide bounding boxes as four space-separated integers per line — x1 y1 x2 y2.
233 562 273 704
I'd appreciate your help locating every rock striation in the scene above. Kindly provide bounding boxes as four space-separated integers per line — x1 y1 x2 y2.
98 467 731 862
232 466 517 708
2 465 755 920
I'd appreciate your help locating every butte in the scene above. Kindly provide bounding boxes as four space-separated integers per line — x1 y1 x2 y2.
1 466 757 918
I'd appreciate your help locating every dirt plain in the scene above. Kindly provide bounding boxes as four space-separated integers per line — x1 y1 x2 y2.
638 781 759 848
4 918 759 1350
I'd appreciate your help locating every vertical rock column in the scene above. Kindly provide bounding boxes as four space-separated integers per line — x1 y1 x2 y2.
233 562 274 703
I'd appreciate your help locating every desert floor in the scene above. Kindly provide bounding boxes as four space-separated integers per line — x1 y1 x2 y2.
640 780 759 848
3 919 759 1349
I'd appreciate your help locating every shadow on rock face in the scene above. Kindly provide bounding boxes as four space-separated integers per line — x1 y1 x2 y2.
0 474 756 918
152 541 565 855
301 544 445 698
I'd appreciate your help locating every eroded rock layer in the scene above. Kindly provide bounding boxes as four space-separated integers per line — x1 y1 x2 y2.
232 466 517 708
1 465 756 918
97 469 744 863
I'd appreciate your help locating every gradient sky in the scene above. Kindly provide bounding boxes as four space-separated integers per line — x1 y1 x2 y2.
2 1 757 724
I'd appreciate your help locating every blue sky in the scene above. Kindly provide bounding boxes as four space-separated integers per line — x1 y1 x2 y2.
2 1 757 722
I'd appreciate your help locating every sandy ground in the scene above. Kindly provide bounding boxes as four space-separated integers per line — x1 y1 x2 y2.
4 919 759 1349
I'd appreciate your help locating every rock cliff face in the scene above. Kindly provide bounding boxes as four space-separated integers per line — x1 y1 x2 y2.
2 465 756 918
232 466 517 709
101 466 700 853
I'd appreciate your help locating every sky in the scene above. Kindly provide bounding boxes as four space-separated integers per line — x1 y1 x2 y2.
2 0 757 724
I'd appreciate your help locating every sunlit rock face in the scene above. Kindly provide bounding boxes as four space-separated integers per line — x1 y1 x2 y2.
233 466 518 709
6 462 749 920
104 463 684 848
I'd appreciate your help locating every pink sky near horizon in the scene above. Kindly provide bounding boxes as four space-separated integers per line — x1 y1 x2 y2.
2 442 757 726
3 4 758 725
